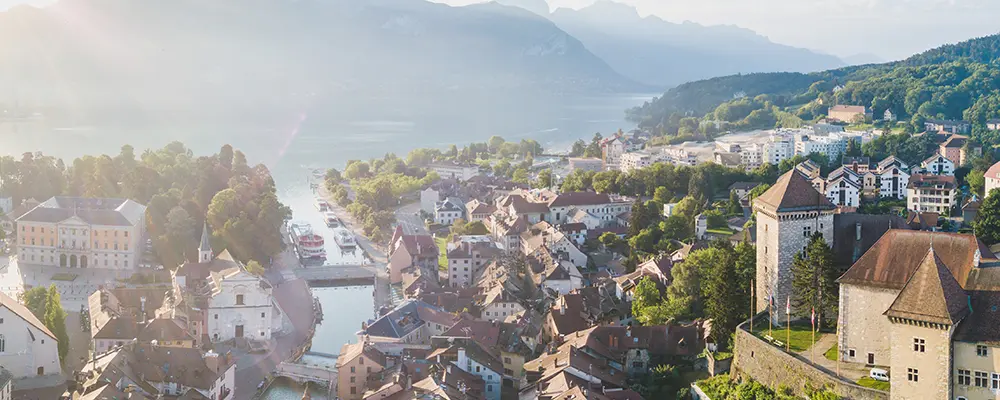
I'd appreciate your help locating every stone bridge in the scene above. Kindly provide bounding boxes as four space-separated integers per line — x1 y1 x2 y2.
274 352 339 392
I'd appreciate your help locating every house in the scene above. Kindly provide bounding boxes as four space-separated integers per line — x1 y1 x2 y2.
435 198 465 225
988 119 1000 131
420 187 441 214
519 222 587 268
883 109 896 122
567 158 603 172
360 300 458 344
88 287 199 354
907 174 957 215
429 162 480 182
918 154 955 176
541 288 627 342
875 156 910 200
828 105 869 123
962 196 981 225
74 343 234 400
905 211 939 231
728 182 760 201
484 213 528 253
497 192 549 224
600 136 626 169
842 156 871 173
456 345 503 400
446 240 499 288
388 226 440 284
939 134 980 166
0 198 39 234
824 167 862 207
0 292 59 379
545 192 632 228
985 161 1000 197
614 256 671 303
15 196 146 269
526 250 584 295
336 342 391 400
465 200 497 223
924 119 971 134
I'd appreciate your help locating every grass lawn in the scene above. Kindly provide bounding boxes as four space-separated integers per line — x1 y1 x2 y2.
50 273 78 281
753 324 828 352
857 377 890 391
435 237 448 271
825 343 838 361
706 227 735 236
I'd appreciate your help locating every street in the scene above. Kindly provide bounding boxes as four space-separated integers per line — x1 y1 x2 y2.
394 201 428 235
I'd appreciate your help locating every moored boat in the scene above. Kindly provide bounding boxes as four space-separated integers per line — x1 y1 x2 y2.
324 212 340 228
314 198 330 212
333 228 356 248
289 222 327 259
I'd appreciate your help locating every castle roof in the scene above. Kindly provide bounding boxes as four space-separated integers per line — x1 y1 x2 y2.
753 170 835 213
885 249 969 325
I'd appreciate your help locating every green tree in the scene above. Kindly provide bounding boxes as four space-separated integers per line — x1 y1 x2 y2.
488 136 506 153
703 246 741 349
790 232 838 329
324 168 342 183
512 168 530 184
728 190 743 215
569 140 586 157
653 187 672 205
967 168 985 197
245 260 265 276
974 188 1000 245
628 199 651 237
534 169 553 189
632 277 671 325
43 285 69 361
584 133 603 158
19 286 48 319
599 232 623 256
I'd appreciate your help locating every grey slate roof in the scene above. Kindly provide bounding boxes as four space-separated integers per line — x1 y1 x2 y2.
18 196 146 226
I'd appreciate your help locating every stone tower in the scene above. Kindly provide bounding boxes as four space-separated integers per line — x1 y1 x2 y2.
199 221 213 262
754 169 836 322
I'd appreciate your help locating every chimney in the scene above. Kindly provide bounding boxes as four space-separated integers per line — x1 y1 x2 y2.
626 325 631 337
609 334 615 348
558 298 566 315
855 221 862 241
140 296 147 322
204 351 220 373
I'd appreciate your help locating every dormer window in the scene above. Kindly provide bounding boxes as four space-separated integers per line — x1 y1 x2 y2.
974 250 981 267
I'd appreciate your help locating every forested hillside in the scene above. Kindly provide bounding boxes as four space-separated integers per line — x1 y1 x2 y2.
627 33 1000 146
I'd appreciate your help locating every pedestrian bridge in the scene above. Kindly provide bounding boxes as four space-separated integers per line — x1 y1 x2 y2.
294 264 377 286
274 352 339 387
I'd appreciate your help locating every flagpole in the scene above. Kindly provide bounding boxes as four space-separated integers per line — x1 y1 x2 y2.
749 280 754 335
811 307 816 363
836 323 841 378
786 297 790 353
768 295 772 339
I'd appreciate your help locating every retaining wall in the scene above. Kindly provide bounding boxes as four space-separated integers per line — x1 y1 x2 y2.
731 315 888 400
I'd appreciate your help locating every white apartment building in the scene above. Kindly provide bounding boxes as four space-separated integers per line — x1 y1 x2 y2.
763 136 794 165
877 162 910 200
601 136 626 169
434 198 465 225
919 154 955 176
620 151 658 173
429 163 480 181
795 134 847 160
663 147 697 166
825 173 861 207
0 292 60 379
740 144 763 169
907 174 957 215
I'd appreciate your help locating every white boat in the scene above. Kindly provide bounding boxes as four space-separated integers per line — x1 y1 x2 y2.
315 198 330 212
289 222 327 259
324 212 341 228
333 228 357 248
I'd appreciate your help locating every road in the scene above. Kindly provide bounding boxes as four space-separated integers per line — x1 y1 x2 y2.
394 201 428 235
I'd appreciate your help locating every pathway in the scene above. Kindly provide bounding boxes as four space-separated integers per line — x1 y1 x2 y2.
792 331 868 383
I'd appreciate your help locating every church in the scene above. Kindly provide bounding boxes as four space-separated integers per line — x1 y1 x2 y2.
172 222 283 343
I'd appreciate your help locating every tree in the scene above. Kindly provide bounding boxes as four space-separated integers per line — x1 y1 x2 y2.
488 136 506 153
628 199 651 237
728 190 743 215
245 260 265 276
569 140 587 157
790 232 838 330
584 133 603 158
967 168 985 197
19 287 48 319
324 168 342 183
632 277 671 325
975 188 1000 245
599 232 624 256
653 187 672 205
43 285 69 361
534 169 553 189
703 246 741 349
512 168 530 184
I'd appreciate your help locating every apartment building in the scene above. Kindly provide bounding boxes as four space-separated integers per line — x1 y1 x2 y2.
600 136 626 169
828 105 869 123
429 162 480 181
619 151 657 173
795 134 847 160
16 196 146 269
919 154 956 176
907 174 957 215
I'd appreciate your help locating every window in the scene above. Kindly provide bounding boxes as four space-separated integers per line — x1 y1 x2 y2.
977 345 989 357
350 366 355 373
261 312 265 318
487 386 493 392
504 357 511 364
476 366 481 373
350 387 356 395
214 314 219 320
907 368 918 382
359 357 364 365
992 373 1000 390
976 371 989 388
367 367 371 373
633 362 644 368
913 338 925 352
957 369 971 386
350 376 355 383
236 295 244 305
124 231 128 237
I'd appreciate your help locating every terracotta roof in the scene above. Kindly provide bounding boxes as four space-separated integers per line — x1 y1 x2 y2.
987 162 1000 181
440 319 501 352
906 211 939 231
885 249 969 325
547 192 612 208
754 170 835 213
0 291 54 339
908 174 956 189
838 230 994 290
174 249 240 286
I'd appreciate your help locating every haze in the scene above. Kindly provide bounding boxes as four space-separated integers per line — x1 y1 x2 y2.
438 0 1000 61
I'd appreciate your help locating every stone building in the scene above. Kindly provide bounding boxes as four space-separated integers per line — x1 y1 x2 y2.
754 170 836 321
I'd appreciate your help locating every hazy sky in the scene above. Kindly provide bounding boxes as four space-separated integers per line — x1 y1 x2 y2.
439 0 1000 61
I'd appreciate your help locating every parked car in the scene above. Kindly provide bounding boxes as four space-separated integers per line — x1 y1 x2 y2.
869 368 889 382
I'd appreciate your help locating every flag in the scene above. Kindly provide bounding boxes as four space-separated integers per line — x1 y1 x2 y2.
811 307 815 328
770 295 774 309
786 297 791 315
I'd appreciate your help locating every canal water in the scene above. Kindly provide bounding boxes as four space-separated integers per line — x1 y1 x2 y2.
260 377 331 400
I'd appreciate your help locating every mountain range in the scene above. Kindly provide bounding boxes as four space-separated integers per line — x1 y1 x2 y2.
499 0 846 87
